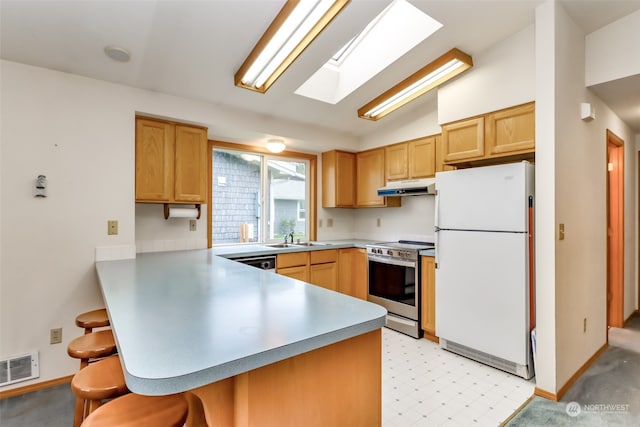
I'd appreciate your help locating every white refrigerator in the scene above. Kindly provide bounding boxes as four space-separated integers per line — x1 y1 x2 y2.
435 162 534 379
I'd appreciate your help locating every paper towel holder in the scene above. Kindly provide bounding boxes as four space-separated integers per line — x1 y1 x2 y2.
164 203 201 220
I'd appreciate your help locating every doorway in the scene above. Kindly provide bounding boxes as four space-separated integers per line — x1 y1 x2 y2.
606 129 624 328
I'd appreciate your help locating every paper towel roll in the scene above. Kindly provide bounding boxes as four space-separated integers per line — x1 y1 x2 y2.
168 207 199 219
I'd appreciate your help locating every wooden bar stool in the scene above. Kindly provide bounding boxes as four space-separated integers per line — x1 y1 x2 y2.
71 355 129 427
67 330 117 369
80 393 188 427
76 309 110 335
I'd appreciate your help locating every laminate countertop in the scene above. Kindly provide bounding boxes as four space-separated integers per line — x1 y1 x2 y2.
95 249 386 396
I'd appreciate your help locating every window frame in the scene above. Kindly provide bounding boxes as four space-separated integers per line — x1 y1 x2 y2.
208 140 317 247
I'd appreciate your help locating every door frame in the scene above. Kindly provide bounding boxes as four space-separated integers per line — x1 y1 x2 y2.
606 129 624 328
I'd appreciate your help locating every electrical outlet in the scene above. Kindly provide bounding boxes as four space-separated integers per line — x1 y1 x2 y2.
559 223 565 240
50 328 62 344
327 218 333 228
376 218 381 227
318 219 323 228
189 219 197 231
583 318 587 333
107 220 118 235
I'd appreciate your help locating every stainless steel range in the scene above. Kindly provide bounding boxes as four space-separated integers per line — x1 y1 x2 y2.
366 241 434 338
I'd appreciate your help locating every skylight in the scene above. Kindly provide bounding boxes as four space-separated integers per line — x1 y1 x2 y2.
295 0 443 104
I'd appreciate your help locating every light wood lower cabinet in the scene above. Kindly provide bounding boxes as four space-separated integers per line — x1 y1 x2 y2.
277 250 338 291
421 256 437 340
277 265 309 282
277 248 367 297
337 248 368 300
310 263 337 291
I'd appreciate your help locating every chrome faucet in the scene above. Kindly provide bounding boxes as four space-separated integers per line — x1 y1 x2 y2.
288 232 294 244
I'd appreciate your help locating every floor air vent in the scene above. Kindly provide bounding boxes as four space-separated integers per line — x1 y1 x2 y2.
440 339 532 379
0 352 39 386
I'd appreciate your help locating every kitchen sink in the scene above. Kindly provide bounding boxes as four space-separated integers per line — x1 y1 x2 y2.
294 242 329 247
265 243 296 248
265 242 330 248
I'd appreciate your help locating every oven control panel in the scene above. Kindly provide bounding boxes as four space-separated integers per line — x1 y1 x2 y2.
367 247 418 261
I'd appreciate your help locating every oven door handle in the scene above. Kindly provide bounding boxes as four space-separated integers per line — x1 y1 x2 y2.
368 255 416 268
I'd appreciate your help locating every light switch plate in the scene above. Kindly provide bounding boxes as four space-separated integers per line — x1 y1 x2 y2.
108 220 118 235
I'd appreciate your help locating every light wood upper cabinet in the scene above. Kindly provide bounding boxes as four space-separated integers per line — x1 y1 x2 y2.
435 134 456 173
421 256 436 338
135 117 208 203
322 150 355 208
441 102 535 165
485 102 535 156
135 119 174 202
174 125 208 202
385 143 408 180
441 116 485 163
356 148 400 208
408 136 437 178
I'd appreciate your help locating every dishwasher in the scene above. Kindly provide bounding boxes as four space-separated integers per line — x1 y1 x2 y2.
233 255 276 271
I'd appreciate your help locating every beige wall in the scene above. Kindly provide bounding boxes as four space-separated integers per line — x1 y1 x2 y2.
535 0 637 394
0 60 356 390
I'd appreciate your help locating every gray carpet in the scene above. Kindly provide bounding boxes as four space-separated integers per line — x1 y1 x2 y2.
0 383 74 427
506 346 640 426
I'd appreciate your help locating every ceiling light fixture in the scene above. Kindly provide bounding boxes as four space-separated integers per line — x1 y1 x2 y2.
358 48 473 121
104 45 131 62
266 139 286 153
234 0 350 93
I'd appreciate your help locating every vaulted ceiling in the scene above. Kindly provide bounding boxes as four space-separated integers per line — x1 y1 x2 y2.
1 0 639 141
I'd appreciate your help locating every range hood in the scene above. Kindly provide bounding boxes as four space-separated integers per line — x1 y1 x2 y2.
377 178 436 197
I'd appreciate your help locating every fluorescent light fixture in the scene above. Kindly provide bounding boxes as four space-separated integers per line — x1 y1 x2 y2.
235 0 350 93
266 139 286 153
358 48 473 121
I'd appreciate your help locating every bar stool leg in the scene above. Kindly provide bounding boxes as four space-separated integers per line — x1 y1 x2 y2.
73 397 85 427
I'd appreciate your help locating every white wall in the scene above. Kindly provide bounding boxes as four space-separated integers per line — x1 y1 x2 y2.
0 60 356 390
585 9 640 85
535 1 637 394
533 0 558 394
438 25 536 125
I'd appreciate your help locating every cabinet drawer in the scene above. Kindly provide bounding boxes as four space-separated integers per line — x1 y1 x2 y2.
277 252 309 269
310 249 338 264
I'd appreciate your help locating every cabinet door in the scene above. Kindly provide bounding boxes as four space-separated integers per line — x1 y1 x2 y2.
277 266 309 282
356 148 400 207
322 151 355 208
385 143 408 180
435 134 455 173
408 137 436 178
309 262 337 291
352 248 368 300
338 248 368 299
174 125 207 202
441 117 484 163
485 102 535 156
135 119 174 202
277 252 308 269
421 257 436 336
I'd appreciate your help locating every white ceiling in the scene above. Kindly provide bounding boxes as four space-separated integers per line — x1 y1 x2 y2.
1 0 639 143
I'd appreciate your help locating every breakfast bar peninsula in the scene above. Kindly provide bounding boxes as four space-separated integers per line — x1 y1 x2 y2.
95 250 386 426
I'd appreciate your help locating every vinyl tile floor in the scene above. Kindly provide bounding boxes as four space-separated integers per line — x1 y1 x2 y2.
0 328 534 427
381 328 534 427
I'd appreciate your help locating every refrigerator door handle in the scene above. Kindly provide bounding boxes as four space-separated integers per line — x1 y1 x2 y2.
434 190 439 267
